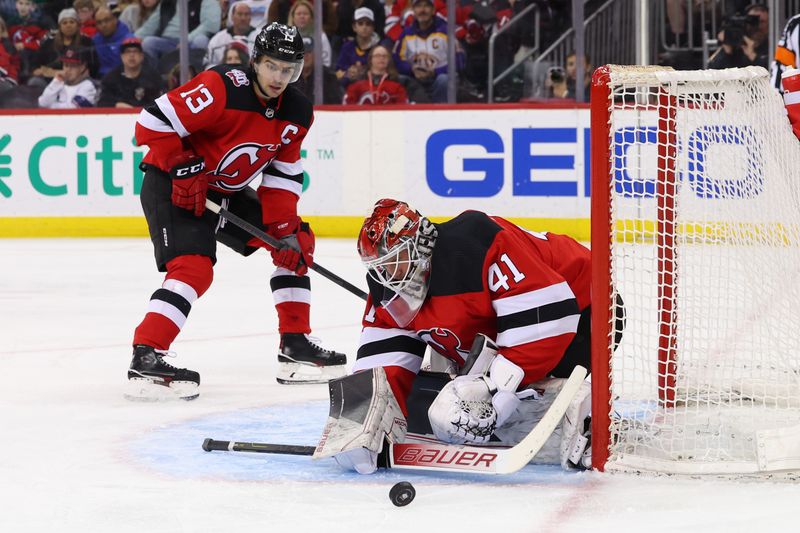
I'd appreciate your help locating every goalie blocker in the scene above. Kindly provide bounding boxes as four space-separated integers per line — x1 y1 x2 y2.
315 335 593 473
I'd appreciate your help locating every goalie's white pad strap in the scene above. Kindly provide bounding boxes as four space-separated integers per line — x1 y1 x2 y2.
491 390 521 427
488 354 524 393
313 367 407 459
461 334 498 376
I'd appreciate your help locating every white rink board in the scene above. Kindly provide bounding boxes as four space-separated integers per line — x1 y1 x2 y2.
0 107 592 219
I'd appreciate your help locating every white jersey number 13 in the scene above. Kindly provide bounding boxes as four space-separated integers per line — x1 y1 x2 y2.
180 84 214 114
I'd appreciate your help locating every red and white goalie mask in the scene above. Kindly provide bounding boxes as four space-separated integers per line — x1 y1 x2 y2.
357 199 437 326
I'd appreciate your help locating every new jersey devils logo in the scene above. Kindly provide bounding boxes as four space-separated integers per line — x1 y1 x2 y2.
210 143 280 191
225 69 250 87
418 328 468 362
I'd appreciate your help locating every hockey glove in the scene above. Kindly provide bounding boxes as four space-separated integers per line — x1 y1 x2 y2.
168 151 207 217
268 218 315 276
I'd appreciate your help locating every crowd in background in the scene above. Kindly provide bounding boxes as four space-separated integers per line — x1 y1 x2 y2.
0 0 581 108
0 0 795 109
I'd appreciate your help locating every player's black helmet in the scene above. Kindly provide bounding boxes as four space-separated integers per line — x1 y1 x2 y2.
251 23 304 83
253 22 304 63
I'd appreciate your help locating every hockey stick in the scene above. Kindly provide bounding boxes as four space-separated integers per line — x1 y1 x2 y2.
202 365 587 475
202 438 315 456
205 198 368 301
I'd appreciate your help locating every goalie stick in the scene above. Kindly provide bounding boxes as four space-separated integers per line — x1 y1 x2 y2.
204 199 368 301
202 365 587 475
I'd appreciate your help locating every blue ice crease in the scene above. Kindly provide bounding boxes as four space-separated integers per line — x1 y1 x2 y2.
127 400 585 486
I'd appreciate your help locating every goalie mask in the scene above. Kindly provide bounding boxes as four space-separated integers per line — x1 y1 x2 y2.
358 199 437 327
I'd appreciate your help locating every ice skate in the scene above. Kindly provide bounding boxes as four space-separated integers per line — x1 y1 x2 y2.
125 344 200 401
277 333 347 384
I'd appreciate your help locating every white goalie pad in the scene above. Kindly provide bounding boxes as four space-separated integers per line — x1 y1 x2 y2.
560 378 592 469
488 376 592 469
313 367 407 461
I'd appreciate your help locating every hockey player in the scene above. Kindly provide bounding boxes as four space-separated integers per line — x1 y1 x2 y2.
126 23 347 401
314 198 625 473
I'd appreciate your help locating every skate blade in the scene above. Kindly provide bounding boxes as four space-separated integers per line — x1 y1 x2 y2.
276 362 346 385
124 377 199 401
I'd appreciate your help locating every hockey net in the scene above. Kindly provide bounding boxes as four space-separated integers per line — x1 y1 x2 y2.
590 65 800 475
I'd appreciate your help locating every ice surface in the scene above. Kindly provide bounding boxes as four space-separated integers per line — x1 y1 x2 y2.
1 239 798 533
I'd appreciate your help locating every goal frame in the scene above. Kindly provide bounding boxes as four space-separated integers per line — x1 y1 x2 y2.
589 64 800 476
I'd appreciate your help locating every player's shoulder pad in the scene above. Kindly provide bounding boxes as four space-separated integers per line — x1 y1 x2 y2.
428 211 503 296
276 84 313 129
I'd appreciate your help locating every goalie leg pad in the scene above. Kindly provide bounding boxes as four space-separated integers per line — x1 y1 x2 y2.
314 367 407 470
490 377 588 467
560 378 592 469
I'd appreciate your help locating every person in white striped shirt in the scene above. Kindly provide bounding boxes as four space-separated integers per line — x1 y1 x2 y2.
771 12 800 91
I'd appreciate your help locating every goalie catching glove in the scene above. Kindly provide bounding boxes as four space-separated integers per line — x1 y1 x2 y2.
428 334 536 445
427 334 593 470
314 367 407 474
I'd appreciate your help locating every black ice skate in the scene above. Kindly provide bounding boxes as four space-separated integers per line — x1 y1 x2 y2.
277 333 347 385
125 344 200 401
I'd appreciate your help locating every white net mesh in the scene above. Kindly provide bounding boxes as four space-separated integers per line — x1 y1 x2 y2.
601 65 800 474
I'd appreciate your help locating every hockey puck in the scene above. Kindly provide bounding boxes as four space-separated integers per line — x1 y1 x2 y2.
389 481 416 507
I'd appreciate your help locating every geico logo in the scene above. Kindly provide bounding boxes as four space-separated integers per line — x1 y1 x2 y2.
425 125 760 200
425 127 591 198
613 124 762 199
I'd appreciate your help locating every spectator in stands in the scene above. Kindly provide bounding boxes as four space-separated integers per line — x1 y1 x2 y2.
203 0 254 67
343 43 406 104
166 61 196 89
545 51 590 100
37 46 97 107
393 0 460 103
73 0 97 37
335 6 378 87
221 38 247 64
98 36 162 106
709 3 769 69
288 0 331 67
268 0 337 37
293 35 341 103
0 15 20 91
135 0 220 62
666 0 720 47
335 0 383 45
29 8 97 86
226 0 268 30
119 0 160 33
457 0 517 102
5 0 51 78
93 6 132 77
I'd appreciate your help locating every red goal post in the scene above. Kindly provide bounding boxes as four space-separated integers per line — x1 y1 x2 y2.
590 65 800 476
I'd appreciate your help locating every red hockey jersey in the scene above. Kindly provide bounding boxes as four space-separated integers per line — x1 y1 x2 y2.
135 64 313 222
353 211 591 413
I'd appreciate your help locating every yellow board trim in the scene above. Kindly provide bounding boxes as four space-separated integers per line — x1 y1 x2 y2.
0 216 593 242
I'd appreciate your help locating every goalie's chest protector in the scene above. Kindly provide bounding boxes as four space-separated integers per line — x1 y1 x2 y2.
407 211 502 364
